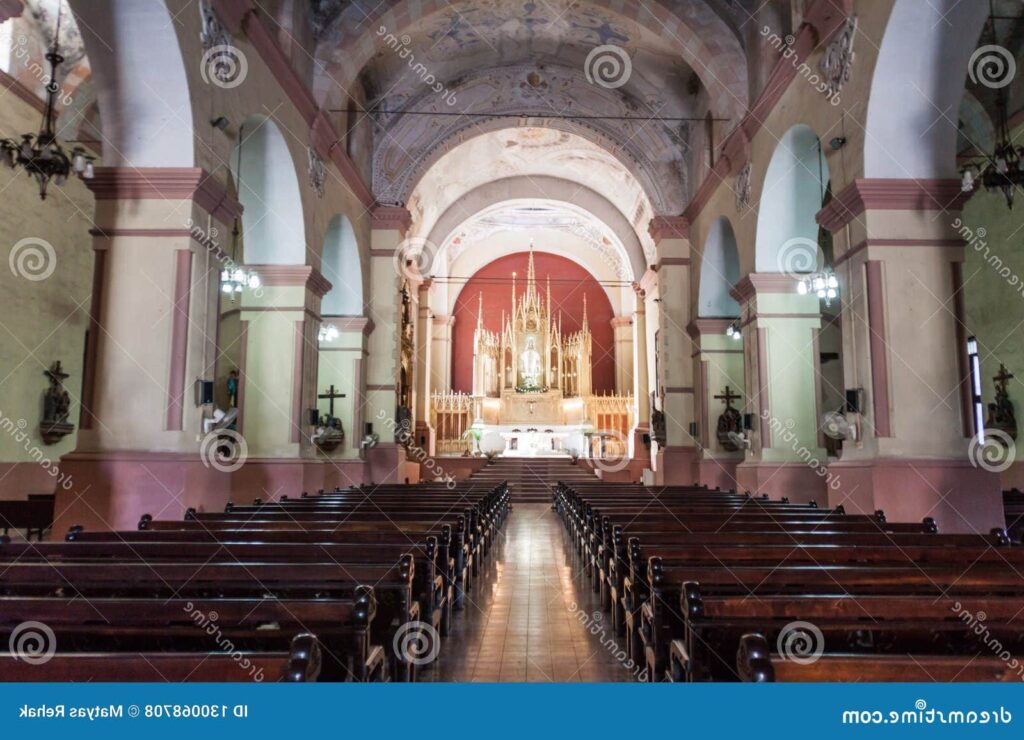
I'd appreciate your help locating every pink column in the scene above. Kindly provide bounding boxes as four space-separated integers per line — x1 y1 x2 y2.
56 167 242 532
817 179 1004 532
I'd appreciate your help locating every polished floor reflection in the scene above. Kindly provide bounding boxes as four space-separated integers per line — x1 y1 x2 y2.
419 504 636 682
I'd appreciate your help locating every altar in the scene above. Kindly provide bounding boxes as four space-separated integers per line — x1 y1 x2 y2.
493 426 582 457
430 244 635 456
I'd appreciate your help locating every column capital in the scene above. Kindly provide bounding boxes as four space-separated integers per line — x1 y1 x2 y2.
372 205 413 235
686 318 735 339
648 215 690 244
330 315 375 337
246 264 332 298
86 167 243 225
729 273 799 303
816 178 969 232
418 277 434 293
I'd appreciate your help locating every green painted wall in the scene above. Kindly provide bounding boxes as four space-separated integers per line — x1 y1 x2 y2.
960 176 1024 467
0 85 95 490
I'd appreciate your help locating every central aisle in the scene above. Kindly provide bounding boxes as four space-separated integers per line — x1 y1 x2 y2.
420 504 637 682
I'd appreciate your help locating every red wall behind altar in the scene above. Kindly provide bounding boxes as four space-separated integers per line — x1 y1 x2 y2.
449 252 616 394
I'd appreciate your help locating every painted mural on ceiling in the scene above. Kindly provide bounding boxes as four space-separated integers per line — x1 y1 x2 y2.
374 63 688 215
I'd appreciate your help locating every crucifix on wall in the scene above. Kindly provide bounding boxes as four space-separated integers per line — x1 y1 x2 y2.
313 384 346 452
986 364 1017 441
319 384 346 423
714 385 743 451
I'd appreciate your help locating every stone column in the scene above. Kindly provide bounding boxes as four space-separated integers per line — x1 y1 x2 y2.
817 179 1003 532
432 315 454 391
649 216 698 483
414 279 436 455
57 168 241 531
688 318 745 491
611 316 634 394
365 207 412 483
316 316 373 489
732 274 828 503
630 286 652 476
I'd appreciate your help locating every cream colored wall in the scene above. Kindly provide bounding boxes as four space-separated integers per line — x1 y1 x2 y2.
700 333 745 458
747 292 825 463
684 2 898 290
0 82 95 492
316 329 363 460
237 284 309 457
960 180 1024 472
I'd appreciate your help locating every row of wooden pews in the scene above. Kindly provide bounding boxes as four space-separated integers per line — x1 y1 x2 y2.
554 481 1024 683
0 481 509 682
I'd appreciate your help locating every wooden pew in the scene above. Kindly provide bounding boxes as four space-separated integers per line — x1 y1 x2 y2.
2 633 323 682
555 480 1024 685
0 593 383 681
135 516 473 611
4 536 450 640
671 591 1024 682
737 633 1024 683
0 495 54 541
641 560 1024 681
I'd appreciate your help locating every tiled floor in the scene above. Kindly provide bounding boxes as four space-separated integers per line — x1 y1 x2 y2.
419 504 637 683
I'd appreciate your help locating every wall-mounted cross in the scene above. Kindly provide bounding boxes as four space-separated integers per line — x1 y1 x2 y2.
994 364 1015 391
714 386 741 410
318 384 346 418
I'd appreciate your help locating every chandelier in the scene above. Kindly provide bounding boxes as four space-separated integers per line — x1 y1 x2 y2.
725 320 742 340
0 5 94 200
219 124 259 301
960 3 1021 209
318 324 339 342
797 269 839 306
220 265 261 298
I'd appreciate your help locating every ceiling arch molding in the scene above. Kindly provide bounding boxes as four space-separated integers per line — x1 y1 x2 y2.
427 175 647 282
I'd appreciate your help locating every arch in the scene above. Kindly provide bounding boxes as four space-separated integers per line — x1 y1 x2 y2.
427 176 645 281
233 115 306 265
698 217 740 317
67 0 193 166
865 0 988 178
314 0 748 126
321 214 363 316
376 71 685 214
754 124 830 273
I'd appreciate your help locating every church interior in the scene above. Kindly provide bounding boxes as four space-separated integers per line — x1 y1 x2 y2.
3 0 1024 686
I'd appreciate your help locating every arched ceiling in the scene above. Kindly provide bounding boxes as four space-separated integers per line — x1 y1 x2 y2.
308 0 750 214
442 200 631 285
408 127 656 267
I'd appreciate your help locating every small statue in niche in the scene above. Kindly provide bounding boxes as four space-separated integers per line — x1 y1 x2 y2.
986 364 1017 441
40 361 74 444
714 386 743 452
226 369 239 408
